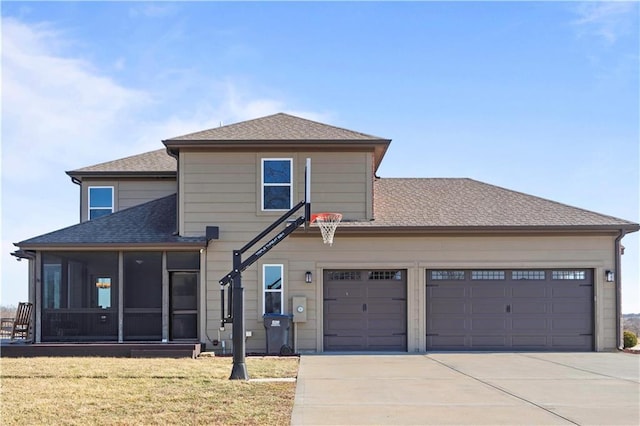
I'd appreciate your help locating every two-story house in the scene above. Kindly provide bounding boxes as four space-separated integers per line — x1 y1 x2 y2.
13 113 639 353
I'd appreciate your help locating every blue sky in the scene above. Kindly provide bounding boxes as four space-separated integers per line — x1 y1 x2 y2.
1 1 639 311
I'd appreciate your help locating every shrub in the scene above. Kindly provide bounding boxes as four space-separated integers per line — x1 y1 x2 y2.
623 330 638 348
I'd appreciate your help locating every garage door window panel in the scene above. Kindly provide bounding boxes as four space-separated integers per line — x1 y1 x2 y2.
512 271 546 280
471 270 505 280
431 270 465 281
552 270 586 280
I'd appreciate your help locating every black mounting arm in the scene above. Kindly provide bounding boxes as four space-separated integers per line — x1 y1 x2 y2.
219 200 306 288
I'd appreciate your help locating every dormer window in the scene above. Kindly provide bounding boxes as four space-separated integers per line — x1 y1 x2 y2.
89 186 114 219
261 158 292 210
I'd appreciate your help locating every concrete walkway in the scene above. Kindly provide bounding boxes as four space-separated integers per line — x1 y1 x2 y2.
291 353 640 425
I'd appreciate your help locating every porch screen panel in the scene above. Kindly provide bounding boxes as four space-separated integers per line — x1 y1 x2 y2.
123 252 162 340
41 252 118 342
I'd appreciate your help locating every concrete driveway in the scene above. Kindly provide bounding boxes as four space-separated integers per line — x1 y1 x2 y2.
291 353 640 425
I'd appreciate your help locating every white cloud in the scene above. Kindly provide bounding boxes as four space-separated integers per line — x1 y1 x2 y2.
2 18 152 182
0 16 329 306
571 1 637 44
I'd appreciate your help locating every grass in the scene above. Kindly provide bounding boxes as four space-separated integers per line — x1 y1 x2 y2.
1 356 299 425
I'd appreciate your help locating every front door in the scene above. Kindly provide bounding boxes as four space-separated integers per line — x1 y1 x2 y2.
170 272 198 340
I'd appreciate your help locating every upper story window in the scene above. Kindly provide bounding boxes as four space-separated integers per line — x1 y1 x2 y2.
262 159 292 210
89 186 114 219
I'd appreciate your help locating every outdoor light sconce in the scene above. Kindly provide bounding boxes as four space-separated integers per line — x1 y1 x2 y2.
605 270 614 282
305 271 313 284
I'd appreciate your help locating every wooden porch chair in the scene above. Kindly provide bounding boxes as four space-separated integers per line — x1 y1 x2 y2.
9 302 34 342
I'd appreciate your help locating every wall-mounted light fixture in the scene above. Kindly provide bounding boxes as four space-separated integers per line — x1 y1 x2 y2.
605 270 614 282
305 271 312 284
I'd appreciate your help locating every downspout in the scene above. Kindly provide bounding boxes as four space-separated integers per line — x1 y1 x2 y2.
614 229 626 350
70 176 82 222
166 147 180 235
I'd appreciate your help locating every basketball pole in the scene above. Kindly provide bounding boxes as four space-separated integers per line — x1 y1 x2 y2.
305 157 311 227
220 158 312 380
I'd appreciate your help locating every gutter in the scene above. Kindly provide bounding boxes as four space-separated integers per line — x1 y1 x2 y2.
615 229 627 350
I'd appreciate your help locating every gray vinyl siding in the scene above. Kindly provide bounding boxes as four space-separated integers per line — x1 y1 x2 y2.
118 181 177 210
80 179 177 222
181 151 372 237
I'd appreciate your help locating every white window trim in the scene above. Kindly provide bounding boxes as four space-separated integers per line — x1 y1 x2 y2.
88 186 114 219
262 264 284 314
261 158 293 211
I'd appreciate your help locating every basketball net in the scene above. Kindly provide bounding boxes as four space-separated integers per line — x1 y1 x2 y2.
312 213 342 246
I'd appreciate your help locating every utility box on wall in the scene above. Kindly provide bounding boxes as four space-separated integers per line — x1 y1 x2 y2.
292 296 307 323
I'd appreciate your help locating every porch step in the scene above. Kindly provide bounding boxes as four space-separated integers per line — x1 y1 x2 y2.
0 342 202 358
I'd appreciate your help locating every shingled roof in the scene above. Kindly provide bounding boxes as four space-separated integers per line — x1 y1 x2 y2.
16 194 205 248
18 178 636 248
343 178 638 230
165 113 388 142
67 149 176 177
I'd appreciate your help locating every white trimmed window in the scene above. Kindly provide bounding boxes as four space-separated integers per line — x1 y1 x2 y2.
262 159 292 210
88 186 114 220
263 264 283 314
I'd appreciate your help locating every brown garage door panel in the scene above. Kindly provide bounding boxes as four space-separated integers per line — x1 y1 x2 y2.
428 300 465 314
470 336 508 347
551 285 592 298
471 318 508 331
551 318 591 331
428 285 466 296
471 302 508 314
513 287 547 297
512 336 548 347
428 317 466 332
426 269 593 351
512 301 547 314
512 318 548 330
325 301 364 315
325 336 366 351
470 286 508 298
326 285 365 299
551 335 592 348
428 335 466 348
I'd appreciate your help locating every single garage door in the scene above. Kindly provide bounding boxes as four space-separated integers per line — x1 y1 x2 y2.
324 269 407 351
426 269 593 351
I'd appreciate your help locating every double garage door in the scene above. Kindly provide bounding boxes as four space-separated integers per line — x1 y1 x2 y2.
427 269 594 351
323 268 593 352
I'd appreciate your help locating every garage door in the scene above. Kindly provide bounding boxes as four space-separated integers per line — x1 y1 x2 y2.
426 269 593 351
324 270 407 351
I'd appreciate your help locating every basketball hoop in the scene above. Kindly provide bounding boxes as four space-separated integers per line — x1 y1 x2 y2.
311 213 342 246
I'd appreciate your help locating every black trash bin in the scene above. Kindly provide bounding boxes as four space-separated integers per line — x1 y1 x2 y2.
263 313 293 355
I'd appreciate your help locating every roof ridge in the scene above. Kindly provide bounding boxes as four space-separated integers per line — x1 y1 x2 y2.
165 113 284 140
274 112 388 140
164 112 390 141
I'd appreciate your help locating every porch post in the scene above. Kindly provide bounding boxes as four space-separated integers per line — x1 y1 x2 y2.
35 252 42 343
118 252 124 343
162 252 169 342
